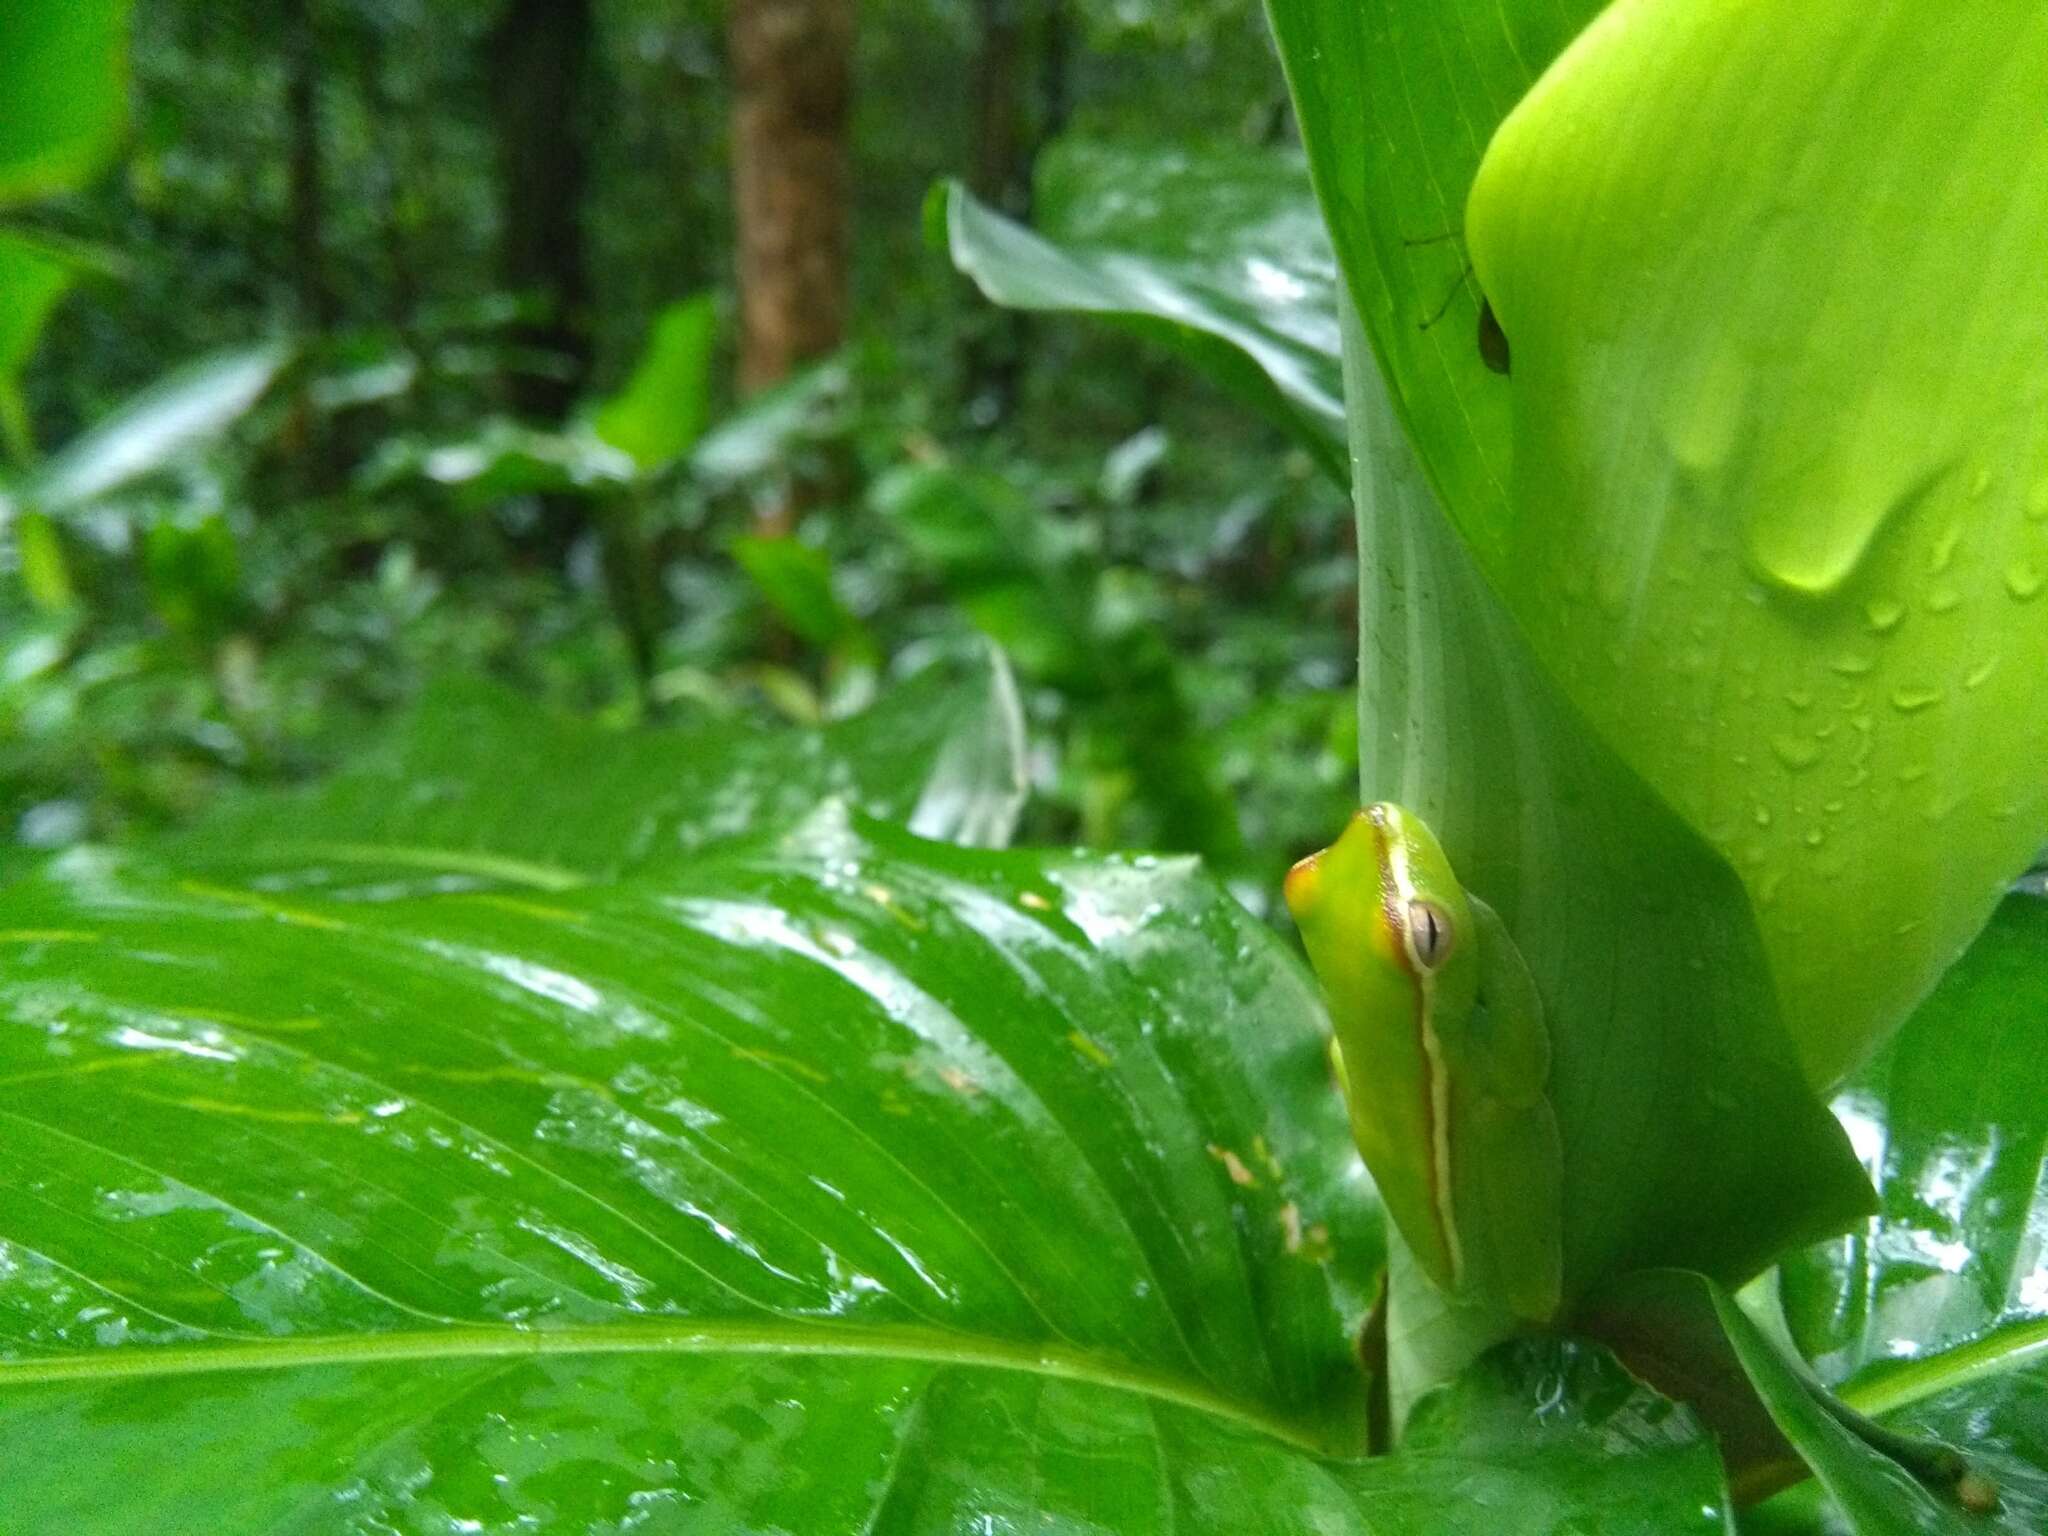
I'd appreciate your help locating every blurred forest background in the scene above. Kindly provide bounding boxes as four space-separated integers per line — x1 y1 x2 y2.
2 0 1357 902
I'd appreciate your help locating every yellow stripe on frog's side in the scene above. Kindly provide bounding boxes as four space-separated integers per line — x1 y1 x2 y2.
1371 808 1464 1291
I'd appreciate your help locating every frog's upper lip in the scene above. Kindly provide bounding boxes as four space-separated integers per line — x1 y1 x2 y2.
1282 850 1324 916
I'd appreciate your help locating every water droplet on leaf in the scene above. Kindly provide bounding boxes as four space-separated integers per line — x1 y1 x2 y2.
1771 734 1822 770
1929 522 1964 571
2026 475 2048 522
1746 456 1953 597
1890 686 1942 714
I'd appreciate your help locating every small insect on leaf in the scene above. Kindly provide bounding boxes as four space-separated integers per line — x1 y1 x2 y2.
1478 299 1511 376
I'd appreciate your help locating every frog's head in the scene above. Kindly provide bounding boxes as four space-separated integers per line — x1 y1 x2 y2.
1285 804 1472 987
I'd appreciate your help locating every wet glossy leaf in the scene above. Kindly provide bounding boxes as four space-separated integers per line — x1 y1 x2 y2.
156 653 1029 894
1466 4 2048 1087
28 342 291 513
1393 1338 1734 1534
0 794 1760 1531
937 139 1345 479
1711 1293 1968 1535
1743 892 2048 1532
1710 1287 2044 1536
1783 894 2048 1387
1267 0 1867 1344
0 805 1374 1525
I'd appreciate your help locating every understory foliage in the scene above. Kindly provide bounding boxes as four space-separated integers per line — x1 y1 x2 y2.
1 2 2045 1533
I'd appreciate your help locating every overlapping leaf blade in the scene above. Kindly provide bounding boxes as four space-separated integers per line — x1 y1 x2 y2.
1784 894 2048 1390
938 139 1345 478
1465 2 2048 1089
1738 892 2048 1532
1263 0 1600 568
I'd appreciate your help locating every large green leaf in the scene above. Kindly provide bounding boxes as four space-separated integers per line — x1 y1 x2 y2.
1387 1340 1735 1533
936 139 1345 479
1586 895 2048 1531
0 0 128 206
1465 4 2048 1087
0 805 1364 1523
0 791 1742 1530
156 652 1030 893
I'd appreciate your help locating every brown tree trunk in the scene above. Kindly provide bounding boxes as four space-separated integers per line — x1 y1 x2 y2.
490 0 594 424
729 0 854 397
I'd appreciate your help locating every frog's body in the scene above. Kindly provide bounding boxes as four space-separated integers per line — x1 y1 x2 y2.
1286 804 1562 1322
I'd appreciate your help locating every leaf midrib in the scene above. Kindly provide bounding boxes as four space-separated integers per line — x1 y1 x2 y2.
0 1317 1346 1456
198 840 589 891
1840 1314 2048 1420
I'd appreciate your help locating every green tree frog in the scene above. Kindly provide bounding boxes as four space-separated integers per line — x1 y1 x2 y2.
1285 804 1563 1323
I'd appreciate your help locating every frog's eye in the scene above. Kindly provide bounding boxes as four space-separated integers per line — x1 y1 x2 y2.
1405 899 1455 970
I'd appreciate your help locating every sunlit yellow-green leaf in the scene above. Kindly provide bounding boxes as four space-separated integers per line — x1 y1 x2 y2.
1467 3 2048 1087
